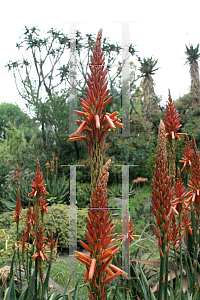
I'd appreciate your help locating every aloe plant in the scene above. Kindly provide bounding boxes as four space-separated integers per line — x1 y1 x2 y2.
0 168 34 210
45 176 69 205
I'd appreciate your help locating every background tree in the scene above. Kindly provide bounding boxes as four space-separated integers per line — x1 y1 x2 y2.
185 44 200 110
0 102 39 141
6 26 138 164
139 57 159 111
138 56 162 132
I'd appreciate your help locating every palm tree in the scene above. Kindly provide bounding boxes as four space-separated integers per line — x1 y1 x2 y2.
185 44 200 110
139 56 159 121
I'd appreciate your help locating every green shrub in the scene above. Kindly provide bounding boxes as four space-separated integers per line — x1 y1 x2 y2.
0 204 88 266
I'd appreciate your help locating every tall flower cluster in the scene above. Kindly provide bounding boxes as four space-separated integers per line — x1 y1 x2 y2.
69 29 126 300
68 28 122 193
28 159 51 281
13 187 23 225
152 120 173 255
164 90 185 186
187 135 200 212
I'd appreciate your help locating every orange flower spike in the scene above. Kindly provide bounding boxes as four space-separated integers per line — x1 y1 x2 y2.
164 89 186 143
188 135 200 212
13 187 23 224
47 229 58 252
68 29 124 299
152 120 173 252
28 159 48 199
180 135 192 172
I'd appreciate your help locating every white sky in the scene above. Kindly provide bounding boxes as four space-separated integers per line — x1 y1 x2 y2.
1 0 200 116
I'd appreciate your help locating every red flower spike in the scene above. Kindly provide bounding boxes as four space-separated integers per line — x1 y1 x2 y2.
17 230 30 251
13 187 23 224
28 159 48 199
152 120 173 253
180 135 192 172
164 90 186 143
187 135 200 213
68 29 125 300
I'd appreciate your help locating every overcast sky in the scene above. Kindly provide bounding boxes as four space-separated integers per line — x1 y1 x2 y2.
1 0 200 116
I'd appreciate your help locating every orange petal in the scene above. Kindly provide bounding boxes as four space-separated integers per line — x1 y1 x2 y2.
104 271 122 284
94 115 100 129
105 115 116 131
89 259 96 280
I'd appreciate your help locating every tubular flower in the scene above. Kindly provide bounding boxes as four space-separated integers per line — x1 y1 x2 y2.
164 90 186 186
180 135 192 173
68 28 123 193
76 160 127 300
152 120 174 253
186 135 200 212
116 203 139 244
13 187 23 224
172 168 192 215
28 158 48 199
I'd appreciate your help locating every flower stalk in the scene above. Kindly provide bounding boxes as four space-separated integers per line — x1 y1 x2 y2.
164 89 186 187
152 120 173 300
69 28 126 299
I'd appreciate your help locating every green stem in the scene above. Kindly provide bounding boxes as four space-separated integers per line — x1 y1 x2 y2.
35 259 38 298
158 241 166 300
164 249 169 300
193 212 199 295
179 245 183 295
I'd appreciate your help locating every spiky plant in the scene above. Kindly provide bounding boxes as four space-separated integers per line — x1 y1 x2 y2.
139 56 159 121
185 44 200 110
